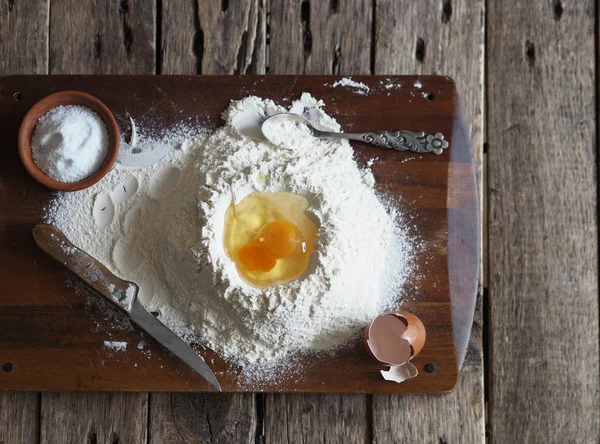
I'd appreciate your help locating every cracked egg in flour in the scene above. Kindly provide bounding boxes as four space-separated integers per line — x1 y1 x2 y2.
223 191 318 289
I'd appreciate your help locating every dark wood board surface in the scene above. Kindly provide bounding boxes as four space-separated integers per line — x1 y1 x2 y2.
0 75 478 393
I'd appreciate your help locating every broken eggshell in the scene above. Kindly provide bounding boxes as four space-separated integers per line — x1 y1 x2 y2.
364 311 426 383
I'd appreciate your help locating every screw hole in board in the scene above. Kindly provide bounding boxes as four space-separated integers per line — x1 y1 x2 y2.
424 362 436 373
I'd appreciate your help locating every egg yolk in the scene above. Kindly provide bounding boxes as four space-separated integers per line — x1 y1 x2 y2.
255 220 300 258
222 191 318 289
237 244 277 272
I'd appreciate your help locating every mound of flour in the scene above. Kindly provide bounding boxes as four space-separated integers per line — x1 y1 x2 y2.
45 93 414 376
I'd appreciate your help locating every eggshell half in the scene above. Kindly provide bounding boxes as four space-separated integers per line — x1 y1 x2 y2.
364 311 427 365
365 314 412 366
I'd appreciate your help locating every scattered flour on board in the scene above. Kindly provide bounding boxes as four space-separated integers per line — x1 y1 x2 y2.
45 93 416 382
104 340 127 351
330 77 370 95
380 78 402 91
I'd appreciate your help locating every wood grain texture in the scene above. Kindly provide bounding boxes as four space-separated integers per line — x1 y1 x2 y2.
268 0 372 74
0 1 47 441
264 2 372 442
263 394 368 444
161 0 266 74
198 0 266 74
162 0 265 75
488 0 599 442
161 0 197 74
49 0 155 74
0 0 49 74
0 392 39 444
149 393 256 444
39 392 147 443
372 0 485 442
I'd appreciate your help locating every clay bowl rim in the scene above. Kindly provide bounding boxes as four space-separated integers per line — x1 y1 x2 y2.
18 90 120 192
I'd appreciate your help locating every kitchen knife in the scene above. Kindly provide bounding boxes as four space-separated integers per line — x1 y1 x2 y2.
32 224 221 391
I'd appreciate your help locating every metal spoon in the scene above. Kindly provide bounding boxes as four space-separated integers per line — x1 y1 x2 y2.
261 113 449 154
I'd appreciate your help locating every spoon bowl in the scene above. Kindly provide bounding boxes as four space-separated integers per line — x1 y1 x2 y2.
261 113 318 148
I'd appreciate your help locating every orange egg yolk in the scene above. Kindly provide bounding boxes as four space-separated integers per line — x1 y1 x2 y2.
255 220 300 258
222 191 318 289
237 244 277 272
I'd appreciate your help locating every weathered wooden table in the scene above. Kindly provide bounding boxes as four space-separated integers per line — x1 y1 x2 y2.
0 1 598 443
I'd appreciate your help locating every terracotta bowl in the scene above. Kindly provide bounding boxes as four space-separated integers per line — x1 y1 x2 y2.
18 91 120 191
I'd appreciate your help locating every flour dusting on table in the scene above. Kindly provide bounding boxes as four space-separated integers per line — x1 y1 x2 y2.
330 77 370 95
45 93 415 381
103 340 127 351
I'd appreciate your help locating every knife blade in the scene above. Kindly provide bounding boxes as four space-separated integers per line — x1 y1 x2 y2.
32 224 221 391
129 298 221 389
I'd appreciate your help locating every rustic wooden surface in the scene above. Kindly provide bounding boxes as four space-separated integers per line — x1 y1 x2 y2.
264 394 369 444
39 392 148 443
149 393 257 443
49 0 156 74
0 1 598 444
487 0 599 442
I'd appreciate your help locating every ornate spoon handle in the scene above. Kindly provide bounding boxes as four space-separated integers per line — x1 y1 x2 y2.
314 129 449 155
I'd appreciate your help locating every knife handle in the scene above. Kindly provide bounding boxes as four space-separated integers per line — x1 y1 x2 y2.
33 224 136 311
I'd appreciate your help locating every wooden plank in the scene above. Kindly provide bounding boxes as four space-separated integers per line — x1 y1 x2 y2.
161 0 266 74
48 0 156 74
0 392 39 444
0 0 49 74
39 392 147 443
0 1 48 442
37 3 156 441
149 393 256 443
372 0 485 442
263 394 368 444
268 0 372 74
487 0 599 442
160 0 197 74
198 0 266 74
264 2 372 442
150 2 265 442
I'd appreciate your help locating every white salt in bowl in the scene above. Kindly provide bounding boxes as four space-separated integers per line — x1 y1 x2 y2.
18 91 120 192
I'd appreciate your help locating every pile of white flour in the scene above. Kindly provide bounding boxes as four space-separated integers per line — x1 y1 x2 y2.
45 93 414 377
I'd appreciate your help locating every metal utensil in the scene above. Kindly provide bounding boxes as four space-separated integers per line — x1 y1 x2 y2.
261 113 449 154
32 224 222 391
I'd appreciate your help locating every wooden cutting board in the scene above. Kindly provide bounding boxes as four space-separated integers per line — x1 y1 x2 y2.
0 75 478 393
